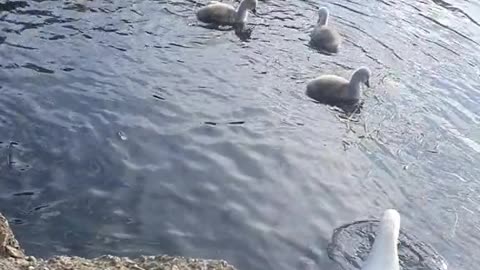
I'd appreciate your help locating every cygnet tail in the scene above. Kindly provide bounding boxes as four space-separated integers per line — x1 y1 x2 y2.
196 7 211 23
362 209 400 270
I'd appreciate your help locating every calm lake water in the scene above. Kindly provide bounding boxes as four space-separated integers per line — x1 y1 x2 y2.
1 0 479 269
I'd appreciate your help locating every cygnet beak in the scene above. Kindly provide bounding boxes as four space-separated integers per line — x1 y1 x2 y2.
365 80 370 88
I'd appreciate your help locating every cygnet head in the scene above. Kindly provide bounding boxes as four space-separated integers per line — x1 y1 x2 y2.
351 67 371 88
317 7 330 26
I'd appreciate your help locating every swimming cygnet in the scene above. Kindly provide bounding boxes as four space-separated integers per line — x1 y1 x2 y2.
196 0 257 26
306 67 370 104
362 209 400 270
309 7 341 53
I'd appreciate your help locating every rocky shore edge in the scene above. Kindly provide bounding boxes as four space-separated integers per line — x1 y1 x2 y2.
0 212 237 270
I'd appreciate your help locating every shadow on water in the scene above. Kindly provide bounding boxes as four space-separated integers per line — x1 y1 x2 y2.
197 23 254 41
0 1 28 12
0 0 480 270
305 94 364 115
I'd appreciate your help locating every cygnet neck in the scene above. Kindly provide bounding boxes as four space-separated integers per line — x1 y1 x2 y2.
347 74 363 99
317 13 329 26
236 0 250 23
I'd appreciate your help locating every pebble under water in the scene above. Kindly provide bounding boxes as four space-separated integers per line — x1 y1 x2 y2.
1 0 480 270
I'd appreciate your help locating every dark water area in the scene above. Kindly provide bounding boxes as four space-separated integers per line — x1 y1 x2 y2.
0 0 479 270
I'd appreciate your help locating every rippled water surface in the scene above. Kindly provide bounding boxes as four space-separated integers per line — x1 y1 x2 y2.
1 0 479 269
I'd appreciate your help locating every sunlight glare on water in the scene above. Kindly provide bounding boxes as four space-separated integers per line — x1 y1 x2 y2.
0 0 479 270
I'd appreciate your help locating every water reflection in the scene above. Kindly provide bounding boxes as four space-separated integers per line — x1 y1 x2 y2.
0 1 479 270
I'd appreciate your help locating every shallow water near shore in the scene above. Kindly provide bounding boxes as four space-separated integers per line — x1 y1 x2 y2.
0 0 479 270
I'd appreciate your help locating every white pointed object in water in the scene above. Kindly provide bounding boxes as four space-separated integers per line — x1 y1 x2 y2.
361 209 400 270
196 0 258 26
309 7 341 53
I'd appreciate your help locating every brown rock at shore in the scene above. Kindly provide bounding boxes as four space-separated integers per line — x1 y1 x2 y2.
0 214 25 259
0 212 237 270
